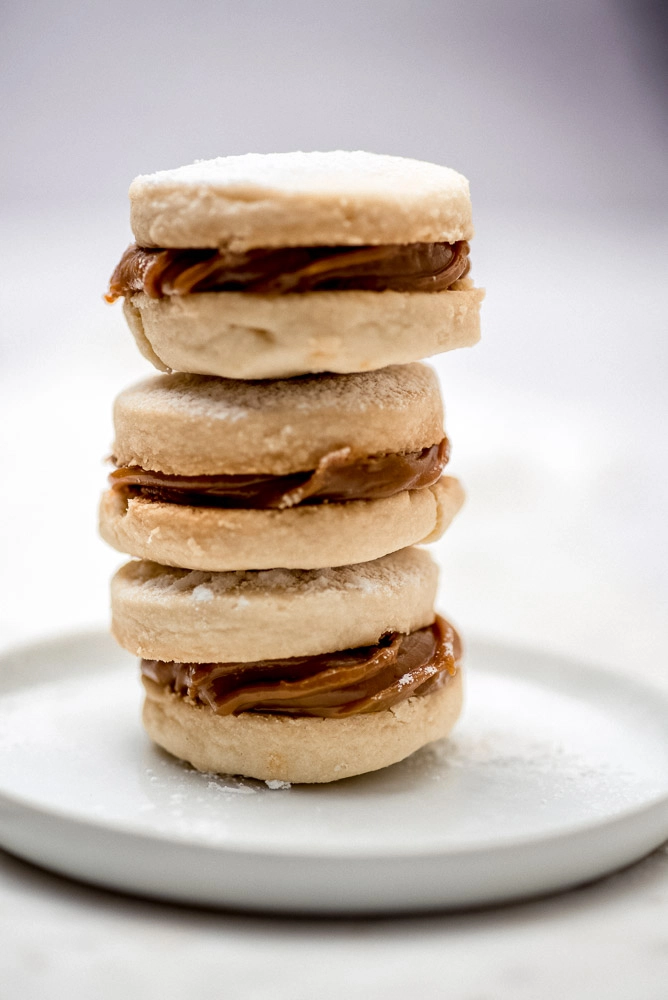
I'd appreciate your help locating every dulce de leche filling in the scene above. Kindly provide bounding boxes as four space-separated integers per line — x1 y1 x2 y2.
106 241 470 300
141 616 460 718
110 438 449 509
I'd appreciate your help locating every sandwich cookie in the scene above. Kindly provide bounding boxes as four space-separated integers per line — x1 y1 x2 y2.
100 364 465 571
106 151 484 378
111 548 462 782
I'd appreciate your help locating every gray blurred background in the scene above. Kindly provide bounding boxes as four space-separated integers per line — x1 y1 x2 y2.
2 0 666 211
1 0 666 671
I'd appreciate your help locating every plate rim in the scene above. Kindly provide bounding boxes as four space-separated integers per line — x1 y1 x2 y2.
1 782 667 861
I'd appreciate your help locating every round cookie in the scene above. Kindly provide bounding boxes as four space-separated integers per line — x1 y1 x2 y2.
100 476 464 572
142 668 463 784
129 151 474 250
111 364 443 475
113 151 484 377
110 547 438 663
123 282 483 380
105 365 458 569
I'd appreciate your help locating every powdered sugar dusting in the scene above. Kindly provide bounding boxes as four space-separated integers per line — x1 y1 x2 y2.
131 150 468 198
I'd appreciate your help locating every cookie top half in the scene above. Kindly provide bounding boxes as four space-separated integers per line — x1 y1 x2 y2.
111 547 438 662
111 363 444 476
129 151 473 251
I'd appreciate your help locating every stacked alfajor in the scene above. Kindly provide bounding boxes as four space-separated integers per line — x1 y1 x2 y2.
102 151 483 783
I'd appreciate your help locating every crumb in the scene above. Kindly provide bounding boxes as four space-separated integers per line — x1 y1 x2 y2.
192 584 214 602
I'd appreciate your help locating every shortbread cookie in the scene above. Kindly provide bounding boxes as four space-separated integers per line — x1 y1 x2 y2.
142 644 463 783
101 365 463 570
111 544 461 784
107 151 484 377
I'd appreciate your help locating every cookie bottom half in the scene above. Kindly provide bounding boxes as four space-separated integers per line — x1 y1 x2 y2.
142 670 463 783
100 477 463 571
125 285 483 379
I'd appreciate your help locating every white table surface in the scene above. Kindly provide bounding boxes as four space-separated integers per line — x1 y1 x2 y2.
1 208 667 997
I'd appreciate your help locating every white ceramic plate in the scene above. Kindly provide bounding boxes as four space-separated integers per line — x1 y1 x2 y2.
0 629 667 914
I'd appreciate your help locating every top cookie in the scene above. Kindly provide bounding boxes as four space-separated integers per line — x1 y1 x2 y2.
129 151 473 251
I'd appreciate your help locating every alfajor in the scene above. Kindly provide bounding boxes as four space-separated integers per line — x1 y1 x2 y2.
110 548 463 783
106 150 484 378
100 364 465 571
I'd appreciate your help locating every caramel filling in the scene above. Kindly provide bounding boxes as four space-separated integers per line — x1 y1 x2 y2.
141 616 460 718
106 241 470 300
110 439 449 509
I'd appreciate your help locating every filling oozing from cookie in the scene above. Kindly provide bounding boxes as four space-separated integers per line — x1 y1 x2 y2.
110 439 449 509
106 241 471 299
141 616 460 718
